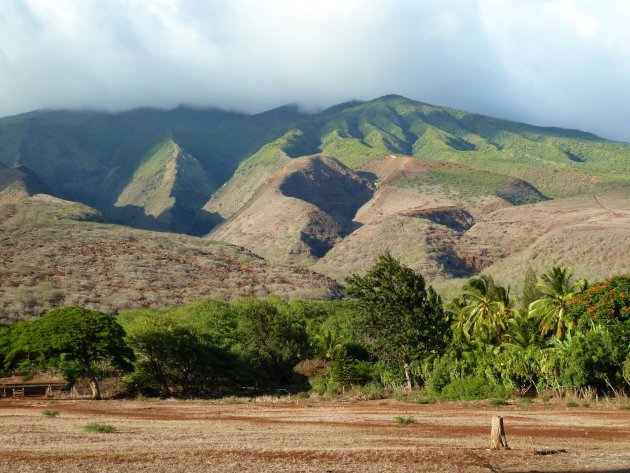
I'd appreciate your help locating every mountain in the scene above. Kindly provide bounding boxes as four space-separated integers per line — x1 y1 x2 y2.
0 105 305 234
1 94 629 312
2 95 628 235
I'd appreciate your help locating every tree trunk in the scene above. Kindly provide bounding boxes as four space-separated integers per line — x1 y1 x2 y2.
490 416 509 450
85 367 101 400
403 355 412 392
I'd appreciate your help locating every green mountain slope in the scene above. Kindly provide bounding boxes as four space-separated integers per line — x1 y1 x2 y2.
113 139 218 234
1 95 629 238
0 106 304 233
251 95 630 197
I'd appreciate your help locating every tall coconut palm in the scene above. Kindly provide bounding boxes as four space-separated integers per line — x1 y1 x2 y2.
528 267 587 339
458 275 514 343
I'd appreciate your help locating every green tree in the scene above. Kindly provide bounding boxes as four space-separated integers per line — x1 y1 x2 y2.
233 298 309 385
0 323 12 374
457 275 513 343
345 252 448 390
125 315 177 397
314 330 343 361
7 307 134 399
125 312 244 397
520 267 541 315
330 345 360 389
529 267 587 338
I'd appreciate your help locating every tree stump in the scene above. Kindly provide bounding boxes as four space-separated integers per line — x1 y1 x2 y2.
490 416 509 450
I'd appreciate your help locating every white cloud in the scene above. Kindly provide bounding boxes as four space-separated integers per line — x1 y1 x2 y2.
0 0 629 141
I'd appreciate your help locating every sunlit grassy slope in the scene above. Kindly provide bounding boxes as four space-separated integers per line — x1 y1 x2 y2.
248 95 630 197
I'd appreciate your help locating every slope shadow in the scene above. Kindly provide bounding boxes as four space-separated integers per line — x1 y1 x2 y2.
103 203 223 236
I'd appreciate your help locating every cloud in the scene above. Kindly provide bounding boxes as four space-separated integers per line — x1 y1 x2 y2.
0 0 629 141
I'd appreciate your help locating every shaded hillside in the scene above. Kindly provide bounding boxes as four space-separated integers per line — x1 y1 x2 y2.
206 149 629 287
209 155 374 264
0 164 49 199
0 193 341 322
314 187 630 291
0 105 304 233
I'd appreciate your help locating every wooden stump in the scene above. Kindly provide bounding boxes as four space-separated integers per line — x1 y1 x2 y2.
490 416 509 450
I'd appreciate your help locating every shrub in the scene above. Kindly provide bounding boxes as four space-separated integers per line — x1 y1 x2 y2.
490 398 508 406
393 416 416 425
565 401 579 408
439 377 510 401
569 276 629 332
42 409 59 417
559 329 624 390
84 422 117 433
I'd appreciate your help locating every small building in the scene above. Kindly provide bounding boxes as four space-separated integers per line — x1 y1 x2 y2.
0 372 68 398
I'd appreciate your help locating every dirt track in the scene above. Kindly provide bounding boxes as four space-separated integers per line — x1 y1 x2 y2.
1 398 629 472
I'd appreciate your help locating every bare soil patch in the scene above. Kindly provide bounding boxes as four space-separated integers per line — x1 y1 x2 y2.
1 398 628 472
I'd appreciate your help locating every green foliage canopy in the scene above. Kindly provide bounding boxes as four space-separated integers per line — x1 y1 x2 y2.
6 307 134 399
529 267 587 338
345 252 448 390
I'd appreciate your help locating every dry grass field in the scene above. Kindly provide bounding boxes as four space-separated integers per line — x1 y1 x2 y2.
1 398 629 472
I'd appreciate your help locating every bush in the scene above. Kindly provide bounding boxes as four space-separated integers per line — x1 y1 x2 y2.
84 423 117 433
393 416 416 425
559 329 624 390
490 398 508 406
42 409 59 417
425 357 452 396
439 377 510 401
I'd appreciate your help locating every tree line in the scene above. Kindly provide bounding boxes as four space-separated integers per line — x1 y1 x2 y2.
1 253 628 400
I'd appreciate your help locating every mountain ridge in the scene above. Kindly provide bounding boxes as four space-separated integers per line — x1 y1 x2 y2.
1 95 628 310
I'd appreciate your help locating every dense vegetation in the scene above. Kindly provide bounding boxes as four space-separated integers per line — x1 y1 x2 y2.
1 255 628 400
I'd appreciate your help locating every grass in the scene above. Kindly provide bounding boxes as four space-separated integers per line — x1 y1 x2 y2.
42 409 59 418
490 398 509 406
517 398 533 409
414 398 434 405
566 401 580 408
393 416 416 425
83 422 117 433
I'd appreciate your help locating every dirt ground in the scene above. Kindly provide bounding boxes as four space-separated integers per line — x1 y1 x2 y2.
0 397 628 472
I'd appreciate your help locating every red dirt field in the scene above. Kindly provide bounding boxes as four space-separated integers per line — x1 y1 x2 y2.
1 398 629 472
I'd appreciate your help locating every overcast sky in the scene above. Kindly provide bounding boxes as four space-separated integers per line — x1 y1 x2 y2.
1 0 629 141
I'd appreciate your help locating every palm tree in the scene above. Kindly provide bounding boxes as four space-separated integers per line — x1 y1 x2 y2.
314 330 343 361
528 267 587 339
457 275 514 343
502 310 540 350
